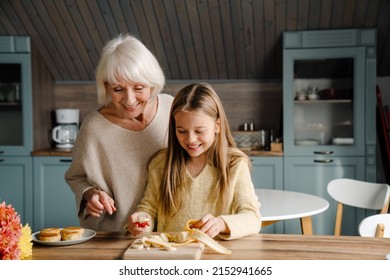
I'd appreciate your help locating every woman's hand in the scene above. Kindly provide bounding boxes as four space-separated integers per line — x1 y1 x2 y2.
83 188 116 217
190 213 230 238
127 212 151 236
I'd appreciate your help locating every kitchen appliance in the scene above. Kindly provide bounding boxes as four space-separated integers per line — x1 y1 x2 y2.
52 109 79 148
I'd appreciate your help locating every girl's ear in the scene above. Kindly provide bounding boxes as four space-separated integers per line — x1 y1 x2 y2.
215 118 221 133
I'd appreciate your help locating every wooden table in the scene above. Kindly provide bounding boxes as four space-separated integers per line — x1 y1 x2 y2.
256 189 329 235
29 232 390 260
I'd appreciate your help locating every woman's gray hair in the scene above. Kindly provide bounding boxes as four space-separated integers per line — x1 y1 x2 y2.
95 34 165 104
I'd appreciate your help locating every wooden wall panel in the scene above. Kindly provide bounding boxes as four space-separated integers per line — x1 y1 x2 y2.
31 42 55 150
54 82 100 123
54 80 283 136
1 0 390 80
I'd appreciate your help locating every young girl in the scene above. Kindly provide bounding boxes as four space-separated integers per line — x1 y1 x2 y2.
127 83 261 240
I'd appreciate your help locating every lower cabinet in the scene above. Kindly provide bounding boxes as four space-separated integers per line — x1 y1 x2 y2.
33 156 79 231
250 156 284 234
0 156 33 226
2 153 373 235
283 156 367 235
250 156 283 190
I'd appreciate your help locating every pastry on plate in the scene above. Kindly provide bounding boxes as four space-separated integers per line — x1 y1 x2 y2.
39 227 61 242
61 226 85 241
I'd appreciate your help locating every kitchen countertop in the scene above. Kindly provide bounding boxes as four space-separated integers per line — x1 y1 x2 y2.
31 147 73 156
31 147 282 157
247 150 283 156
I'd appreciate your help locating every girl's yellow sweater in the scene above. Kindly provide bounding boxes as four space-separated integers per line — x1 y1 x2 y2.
137 150 261 240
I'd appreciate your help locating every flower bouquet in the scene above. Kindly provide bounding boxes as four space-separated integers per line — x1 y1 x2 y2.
0 201 32 260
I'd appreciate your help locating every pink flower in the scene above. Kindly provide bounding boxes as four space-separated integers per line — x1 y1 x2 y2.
0 201 22 260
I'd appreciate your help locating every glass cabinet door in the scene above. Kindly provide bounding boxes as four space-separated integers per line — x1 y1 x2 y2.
0 53 32 156
0 63 23 144
283 47 365 156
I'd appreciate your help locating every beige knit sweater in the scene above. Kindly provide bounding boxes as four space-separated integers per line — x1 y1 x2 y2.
65 94 173 231
137 150 262 240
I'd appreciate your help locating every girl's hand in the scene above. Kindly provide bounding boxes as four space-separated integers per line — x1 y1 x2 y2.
84 188 116 217
190 213 229 238
127 212 151 236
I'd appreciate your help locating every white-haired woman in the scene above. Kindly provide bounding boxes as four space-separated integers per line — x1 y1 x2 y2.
65 34 173 231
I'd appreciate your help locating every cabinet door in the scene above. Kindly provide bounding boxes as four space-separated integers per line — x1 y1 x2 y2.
284 156 366 235
0 156 33 225
0 46 33 156
251 156 284 234
283 47 365 156
33 156 78 231
251 156 283 190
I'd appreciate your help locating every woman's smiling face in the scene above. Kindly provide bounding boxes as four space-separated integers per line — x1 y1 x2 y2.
174 110 220 158
107 80 153 119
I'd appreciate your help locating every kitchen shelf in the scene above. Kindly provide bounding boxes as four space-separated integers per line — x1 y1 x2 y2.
294 99 352 104
0 102 21 107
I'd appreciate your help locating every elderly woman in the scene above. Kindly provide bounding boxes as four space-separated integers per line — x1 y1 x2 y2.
65 34 173 231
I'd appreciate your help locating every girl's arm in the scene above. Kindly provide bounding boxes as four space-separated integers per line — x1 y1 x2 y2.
218 159 262 240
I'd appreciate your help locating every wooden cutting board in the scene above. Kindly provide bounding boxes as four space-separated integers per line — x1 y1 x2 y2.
123 242 204 260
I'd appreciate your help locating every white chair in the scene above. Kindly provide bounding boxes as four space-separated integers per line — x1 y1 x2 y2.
359 214 390 237
327 178 390 236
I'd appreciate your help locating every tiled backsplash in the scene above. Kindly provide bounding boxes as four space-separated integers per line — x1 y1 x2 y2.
232 131 262 148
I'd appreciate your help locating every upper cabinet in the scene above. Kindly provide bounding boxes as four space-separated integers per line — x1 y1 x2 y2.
0 36 33 156
283 29 377 181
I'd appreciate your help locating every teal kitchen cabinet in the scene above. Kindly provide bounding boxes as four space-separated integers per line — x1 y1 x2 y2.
33 156 79 231
0 156 33 225
0 36 33 156
0 37 34 227
250 156 283 190
250 156 284 233
283 29 377 235
283 156 367 235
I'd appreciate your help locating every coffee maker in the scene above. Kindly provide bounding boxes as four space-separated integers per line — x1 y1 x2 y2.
52 109 79 149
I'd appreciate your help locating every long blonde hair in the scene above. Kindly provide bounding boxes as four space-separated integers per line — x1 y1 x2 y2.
158 83 249 217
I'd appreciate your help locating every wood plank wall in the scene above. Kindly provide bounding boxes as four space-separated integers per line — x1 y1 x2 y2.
52 80 282 148
2 0 389 81
31 42 55 150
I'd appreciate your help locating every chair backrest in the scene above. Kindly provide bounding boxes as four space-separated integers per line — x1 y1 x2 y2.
327 178 390 235
327 178 390 210
359 214 390 238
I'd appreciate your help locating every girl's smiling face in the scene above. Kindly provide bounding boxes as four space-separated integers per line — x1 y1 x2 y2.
174 110 220 158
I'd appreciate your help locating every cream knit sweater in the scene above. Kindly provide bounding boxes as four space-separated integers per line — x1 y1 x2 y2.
65 94 173 231
137 150 262 240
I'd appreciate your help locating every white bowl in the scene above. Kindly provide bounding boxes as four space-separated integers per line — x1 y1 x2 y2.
295 139 320 146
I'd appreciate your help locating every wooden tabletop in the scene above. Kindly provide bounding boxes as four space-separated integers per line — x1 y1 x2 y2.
29 232 390 260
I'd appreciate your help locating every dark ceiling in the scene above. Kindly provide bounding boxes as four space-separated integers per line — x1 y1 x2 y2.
1 0 389 81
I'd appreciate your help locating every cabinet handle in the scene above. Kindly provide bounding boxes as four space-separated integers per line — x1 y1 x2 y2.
60 159 72 163
313 151 333 155
0 151 4 154
0 159 4 163
313 159 334 163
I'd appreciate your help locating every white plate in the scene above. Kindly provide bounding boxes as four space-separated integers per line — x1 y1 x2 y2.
31 228 96 246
